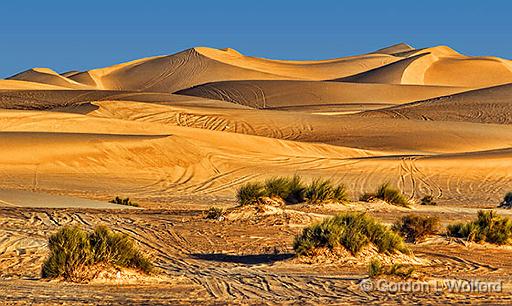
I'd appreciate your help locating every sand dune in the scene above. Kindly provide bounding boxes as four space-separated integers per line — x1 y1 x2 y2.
359 83 512 124
177 80 468 111
8 68 92 89
339 46 512 87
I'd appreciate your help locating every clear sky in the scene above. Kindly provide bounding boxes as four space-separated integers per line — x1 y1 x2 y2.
1 0 510 78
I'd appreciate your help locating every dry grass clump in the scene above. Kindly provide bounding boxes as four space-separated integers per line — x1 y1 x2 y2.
293 212 408 257
236 182 266 206
447 210 512 245
236 175 348 206
42 225 152 282
109 196 139 207
205 207 225 220
420 195 437 206
498 192 512 208
360 183 410 207
368 259 415 279
392 214 439 243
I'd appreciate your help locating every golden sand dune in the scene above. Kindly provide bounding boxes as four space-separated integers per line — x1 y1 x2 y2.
8 68 93 89
0 79 67 90
176 80 467 112
61 47 404 92
339 46 512 87
359 83 512 124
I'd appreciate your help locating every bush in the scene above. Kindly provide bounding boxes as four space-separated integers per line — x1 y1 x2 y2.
368 259 383 277
236 176 348 205
293 212 408 256
304 178 348 204
109 196 139 207
236 182 266 205
264 176 306 203
498 192 512 208
376 183 409 207
447 210 512 245
285 175 306 204
205 207 224 220
392 214 439 243
368 259 414 279
420 195 437 206
361 183 409 207
42 225 152 281
359 193 376 202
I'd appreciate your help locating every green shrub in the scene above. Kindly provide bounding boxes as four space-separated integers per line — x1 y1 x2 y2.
293 212 408 256
361 183 409 207
285 175 306 204
205 207 224 220
392 214 439 243
304 178 349 204
368 259 383 277
499 192 512 208
109 196 139 207
264 176 295 200
420 195 437 206
376 183 409 207
368 259 414 278
236 176 347 205
447 210 512 245
236 182 266 205
42 225 152 281
359 193 376 202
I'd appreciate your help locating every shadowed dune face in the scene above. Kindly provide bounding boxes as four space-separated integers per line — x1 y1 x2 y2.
0 43 511 208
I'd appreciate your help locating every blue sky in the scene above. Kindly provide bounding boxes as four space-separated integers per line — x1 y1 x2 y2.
1 0 510 78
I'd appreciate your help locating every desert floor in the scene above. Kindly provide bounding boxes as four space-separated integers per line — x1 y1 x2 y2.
1 43 512 304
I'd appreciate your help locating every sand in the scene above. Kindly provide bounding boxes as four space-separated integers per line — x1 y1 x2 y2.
1 43 512 304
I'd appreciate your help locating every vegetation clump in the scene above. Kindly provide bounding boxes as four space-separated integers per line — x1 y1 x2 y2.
205 207 225 220
304 178 348 204
360 183 410 207
368 259 414 279
420 195 437 206
293 212 408 256
42 225 152 282
236 175 348 206
447 210 512 245
498 192 512 208
109 196 139 207
236 182 266 206
392 214 439 243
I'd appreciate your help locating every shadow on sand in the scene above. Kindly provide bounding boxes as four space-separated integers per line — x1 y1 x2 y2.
190 253 294 265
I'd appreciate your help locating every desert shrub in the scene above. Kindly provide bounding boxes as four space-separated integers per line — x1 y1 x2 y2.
42 225 152 281
420 195 437 206
304 178 349 204
293 212 408 256
498 192 512 208
361 183 409 207
264 176 297 200
284 175 306 204
447 210 512 245
205 207 224 220
376 183 409 207
236 182 266 205
368 259 383 277
109 196 139 207
236 176 348 205
392 214 439 243
368 259 414 278
359 192 376 202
